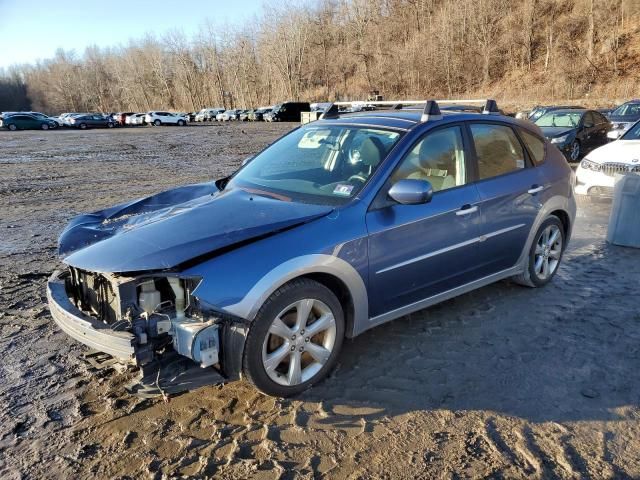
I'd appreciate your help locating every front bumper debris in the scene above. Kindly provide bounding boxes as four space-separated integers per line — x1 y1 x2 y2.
47 270 136 361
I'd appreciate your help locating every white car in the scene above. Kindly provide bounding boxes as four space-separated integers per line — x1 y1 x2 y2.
129 113 146 126
195 108 224 122
220 109 240 121
575 120 640 199
145 111 188 126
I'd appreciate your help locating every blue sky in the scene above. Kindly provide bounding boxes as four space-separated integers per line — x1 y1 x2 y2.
0 0 266 68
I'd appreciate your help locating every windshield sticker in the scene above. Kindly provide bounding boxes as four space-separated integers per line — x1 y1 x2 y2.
333 184 354 196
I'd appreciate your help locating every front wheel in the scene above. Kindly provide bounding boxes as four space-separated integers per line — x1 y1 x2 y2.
41 123 49 130
153 119 161 126
79 123 87 129
177 119 185 126
107 122 114 128
243 278 344 397
8 124 17 131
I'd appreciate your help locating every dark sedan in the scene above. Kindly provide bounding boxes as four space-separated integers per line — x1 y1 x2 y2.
606 100 640 139
70 114 115 129
0 113 58 131
534 109 610 162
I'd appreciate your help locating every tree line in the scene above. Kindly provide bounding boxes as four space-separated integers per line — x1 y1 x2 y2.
1 0 638 114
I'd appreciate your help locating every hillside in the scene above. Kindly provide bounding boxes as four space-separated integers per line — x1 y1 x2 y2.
0 0 639 113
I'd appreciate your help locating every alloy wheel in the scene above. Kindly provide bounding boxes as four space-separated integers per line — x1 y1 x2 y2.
261 299 337 386
534 224 563 280
570 141 580 162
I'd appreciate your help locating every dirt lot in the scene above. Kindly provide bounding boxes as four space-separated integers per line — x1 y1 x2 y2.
1 123 639 479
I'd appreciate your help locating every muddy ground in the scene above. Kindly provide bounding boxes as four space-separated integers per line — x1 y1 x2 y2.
0 123 639 480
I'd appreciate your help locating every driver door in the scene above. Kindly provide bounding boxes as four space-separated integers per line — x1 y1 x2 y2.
366 125 483 318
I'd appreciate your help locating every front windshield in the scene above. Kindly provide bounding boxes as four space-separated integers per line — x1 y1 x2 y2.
612 103 640 117
621 121 640 140
227 125 402 205
535 112 582 128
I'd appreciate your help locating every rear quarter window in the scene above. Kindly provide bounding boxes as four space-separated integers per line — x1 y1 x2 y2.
519 129 546 165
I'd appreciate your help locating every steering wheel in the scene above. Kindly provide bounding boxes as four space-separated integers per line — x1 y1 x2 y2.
348 174 367 184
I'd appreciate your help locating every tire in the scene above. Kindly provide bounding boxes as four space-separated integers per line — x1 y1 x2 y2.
243 278 345 397
8 124 17 131
107 122 114 128
177 120 185 126
153 119 161 126
569 140 581 162
513 216 565 288
41 123 49 130
79 123 87 130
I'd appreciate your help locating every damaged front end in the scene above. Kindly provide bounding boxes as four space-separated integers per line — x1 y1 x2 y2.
47 267 247 396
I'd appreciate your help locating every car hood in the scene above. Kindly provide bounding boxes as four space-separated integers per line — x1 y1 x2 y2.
538 126 576 139
585 140 640 164
60 182 333 273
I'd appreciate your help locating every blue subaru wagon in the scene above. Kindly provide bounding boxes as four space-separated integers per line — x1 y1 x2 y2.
48 100 576 397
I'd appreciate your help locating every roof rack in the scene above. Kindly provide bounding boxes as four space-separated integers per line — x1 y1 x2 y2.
320 99 500 122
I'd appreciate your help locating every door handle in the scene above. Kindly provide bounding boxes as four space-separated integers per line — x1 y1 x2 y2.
528 185 545 194
456 204 478 216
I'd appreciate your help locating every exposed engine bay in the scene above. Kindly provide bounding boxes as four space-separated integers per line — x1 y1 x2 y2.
59 267 241 396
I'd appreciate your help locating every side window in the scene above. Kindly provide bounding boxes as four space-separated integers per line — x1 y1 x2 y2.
583 112 595 128
519 129 546 165
594 112 607 124
470 124 525 180
391 126 466 192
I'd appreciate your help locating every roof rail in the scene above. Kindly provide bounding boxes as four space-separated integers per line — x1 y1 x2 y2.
320 103 339 119
421 100 442 122
317 98 501 121
482 99 500 115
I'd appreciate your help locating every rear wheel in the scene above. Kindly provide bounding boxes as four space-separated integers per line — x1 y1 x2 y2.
513 216 565 287
243 278 344 397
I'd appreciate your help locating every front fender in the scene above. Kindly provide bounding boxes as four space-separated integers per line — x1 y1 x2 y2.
219 254 368 329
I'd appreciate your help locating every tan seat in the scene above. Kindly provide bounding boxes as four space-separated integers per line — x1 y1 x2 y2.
405 134 457 191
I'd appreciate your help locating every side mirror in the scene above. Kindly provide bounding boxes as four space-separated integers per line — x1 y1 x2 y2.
242 156 254 166
388 179 433 205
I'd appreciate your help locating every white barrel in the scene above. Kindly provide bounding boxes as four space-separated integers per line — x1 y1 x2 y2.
607 173 640 248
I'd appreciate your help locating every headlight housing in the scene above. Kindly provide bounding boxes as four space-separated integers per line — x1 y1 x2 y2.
551 135 569 144
580 158 600 171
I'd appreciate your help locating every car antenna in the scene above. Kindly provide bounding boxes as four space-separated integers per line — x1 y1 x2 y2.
421 100 442 122
320 103 340 119
482 99 500 115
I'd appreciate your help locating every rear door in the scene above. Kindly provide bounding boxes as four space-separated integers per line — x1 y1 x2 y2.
366 124 483 317
467 122 546 275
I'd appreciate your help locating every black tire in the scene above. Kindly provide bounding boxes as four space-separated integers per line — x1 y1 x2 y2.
41 123 49 130
513 216 565 288
154 119 161 126
107 122 114 128
569 140 581 162
7 124 17 131
177 120 185 126
243 278 345 397
79 123 87 130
